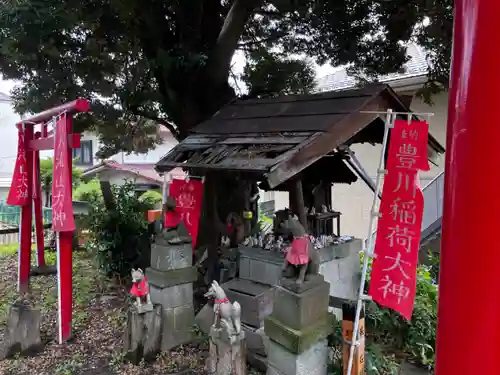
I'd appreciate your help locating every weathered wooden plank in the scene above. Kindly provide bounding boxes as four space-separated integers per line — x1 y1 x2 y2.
212 95 374 122
182 135 220 145
193 114 345 134
219 135 310 145
218 157 276 168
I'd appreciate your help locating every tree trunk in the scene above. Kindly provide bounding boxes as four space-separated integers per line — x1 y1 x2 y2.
196 172 258 283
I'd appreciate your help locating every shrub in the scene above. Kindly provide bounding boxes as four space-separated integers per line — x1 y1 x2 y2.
328 252 438 374
139 190 162 207
81 181 155 278
74 178 103 203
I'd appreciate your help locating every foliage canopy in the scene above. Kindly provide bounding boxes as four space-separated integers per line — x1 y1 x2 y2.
0 0 452 156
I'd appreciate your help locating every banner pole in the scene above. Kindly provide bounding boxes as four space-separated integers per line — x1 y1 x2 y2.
346 109 394 375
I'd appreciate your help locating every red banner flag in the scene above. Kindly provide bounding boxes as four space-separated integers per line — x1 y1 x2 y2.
165 178 203 248
7 125 30 206
51 114 75 232
368 120 429 319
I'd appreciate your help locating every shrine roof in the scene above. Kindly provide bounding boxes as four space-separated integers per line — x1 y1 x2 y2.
155 84 445 188
82 161 171 184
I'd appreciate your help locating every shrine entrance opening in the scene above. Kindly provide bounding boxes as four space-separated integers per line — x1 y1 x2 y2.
7 99 90 344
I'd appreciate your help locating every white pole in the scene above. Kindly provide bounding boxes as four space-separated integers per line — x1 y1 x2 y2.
346 109 395 375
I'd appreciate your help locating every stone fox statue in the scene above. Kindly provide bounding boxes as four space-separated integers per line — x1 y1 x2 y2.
204 280 242 337
280 214 320 285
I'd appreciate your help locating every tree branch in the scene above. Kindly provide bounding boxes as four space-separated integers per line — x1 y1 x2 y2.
208 0 264 84
237 32 288 47
132 109 180 140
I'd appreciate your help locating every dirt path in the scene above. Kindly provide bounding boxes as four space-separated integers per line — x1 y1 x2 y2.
0 250 209 375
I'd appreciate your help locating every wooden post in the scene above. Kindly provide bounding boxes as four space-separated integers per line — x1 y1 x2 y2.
288 178 308 229
18 124 34 294
33 132 45 267
342 303 365 375
57 114 74 343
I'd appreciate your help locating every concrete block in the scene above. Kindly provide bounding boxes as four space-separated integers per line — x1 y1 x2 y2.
195 303 214 335
239 247 283 286
266 339 328 375
146 266 198 288
221 278 274 328
264 314 332 354
272 281 329 330
239 241 362 294
173 305 195 330
247 351 267 372
150 283 193 309
151 242 192 271
242 323 267 356
320 249 360 301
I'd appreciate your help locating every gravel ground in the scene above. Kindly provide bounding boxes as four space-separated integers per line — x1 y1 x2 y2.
0 249 210 375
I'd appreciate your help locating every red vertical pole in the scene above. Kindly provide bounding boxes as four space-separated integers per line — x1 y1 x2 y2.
435 0 500 374
33 132 45 267
18 124 34 293
56 115 73 343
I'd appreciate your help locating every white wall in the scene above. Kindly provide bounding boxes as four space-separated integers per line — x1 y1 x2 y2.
92 169 157 187
332 90 448 238
78 130 177 167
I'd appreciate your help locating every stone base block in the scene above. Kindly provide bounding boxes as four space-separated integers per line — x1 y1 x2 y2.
150 283 193 309
273 277 329 330
239 241 361 291
264 314 332 354
319 239 362 302
266 339 328 375
221 278 274 328
247 350 267 372
146 266 197 288
149 283 194 350
0 302 43 360
123 304 162 365
206 327 246 375
241 323 269 356
161 304 195 350
151 241 192 271
239 247 283 286
195 303 215 334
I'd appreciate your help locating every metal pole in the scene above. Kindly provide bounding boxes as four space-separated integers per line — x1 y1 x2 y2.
346 109 395 375
435 0 500 373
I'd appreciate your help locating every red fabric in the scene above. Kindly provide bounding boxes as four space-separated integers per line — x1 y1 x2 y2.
130 277 149 297
368 119 429 320
166 179 204 248
7 125 30 206
51 114 75 232
286 236 310 265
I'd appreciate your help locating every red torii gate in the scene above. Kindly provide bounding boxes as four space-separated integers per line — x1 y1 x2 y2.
7 99 90 344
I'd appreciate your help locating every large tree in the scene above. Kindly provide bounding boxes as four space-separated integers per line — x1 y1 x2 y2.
0 0 452 157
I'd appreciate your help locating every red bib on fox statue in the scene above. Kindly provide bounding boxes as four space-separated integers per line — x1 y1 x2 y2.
130 277 149 298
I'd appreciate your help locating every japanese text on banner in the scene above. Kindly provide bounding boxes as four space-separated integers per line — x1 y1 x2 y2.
368 120 429 320
51 114 76 232
165 178 204 249
7 125 30 206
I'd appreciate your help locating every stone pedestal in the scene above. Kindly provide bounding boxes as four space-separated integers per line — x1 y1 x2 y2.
264 276 331 375
0 302 42 360
207 326 246 375
123 304 163 364
221 278 274 328
146 232 197 350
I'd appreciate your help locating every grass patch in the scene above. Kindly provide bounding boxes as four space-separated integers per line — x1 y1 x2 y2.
0 243 19 256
